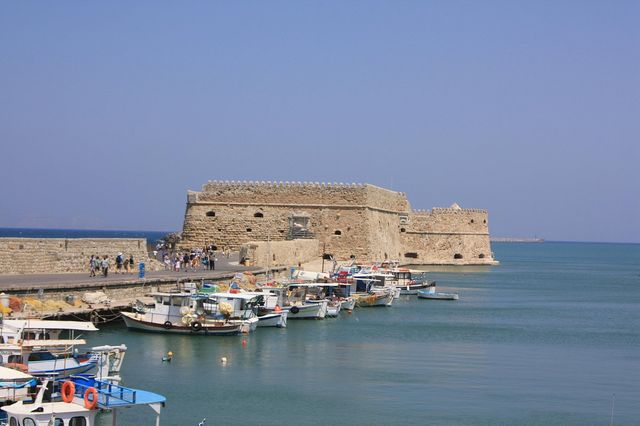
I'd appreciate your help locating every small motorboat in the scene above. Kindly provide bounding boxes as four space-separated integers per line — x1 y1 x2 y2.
417 288 459 300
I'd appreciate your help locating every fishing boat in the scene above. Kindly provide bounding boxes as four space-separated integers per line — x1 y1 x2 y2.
256 286 328 319
122 292 243 335
239 292 288 328
354 291 394 307
417 287 459 300
1 376 166 426
0 320 103 378
196 293 260 332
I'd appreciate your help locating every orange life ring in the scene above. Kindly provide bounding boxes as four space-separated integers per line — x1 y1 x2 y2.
84 387 98 409
61 381 75 403
274 305 282 313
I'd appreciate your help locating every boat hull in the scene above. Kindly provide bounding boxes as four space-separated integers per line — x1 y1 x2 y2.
285 302 327 319
339 298 356 311
257 312 288 328
121 312 242 335
355 293 394 307
417 290 459 300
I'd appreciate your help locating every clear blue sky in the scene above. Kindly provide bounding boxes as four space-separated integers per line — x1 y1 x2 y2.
1 1 638 243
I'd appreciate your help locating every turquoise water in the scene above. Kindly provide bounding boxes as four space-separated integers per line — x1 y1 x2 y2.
86 242 639 425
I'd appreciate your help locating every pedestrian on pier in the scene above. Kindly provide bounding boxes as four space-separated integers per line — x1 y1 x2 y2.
93 255 101 276
129 255 134 274
102 256 110 277
89 255 96 277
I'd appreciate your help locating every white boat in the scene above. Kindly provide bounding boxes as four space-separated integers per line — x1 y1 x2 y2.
0 366 36 406
0 320 101 378
257 286 327 319
256 311 288 328
198 293 260 332
397 281 435 295
1 376 166 426
339 298 356 311
122 292 246 335
417 287 459 300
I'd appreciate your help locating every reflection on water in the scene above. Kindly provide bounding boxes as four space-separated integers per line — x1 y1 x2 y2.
83 242 639 425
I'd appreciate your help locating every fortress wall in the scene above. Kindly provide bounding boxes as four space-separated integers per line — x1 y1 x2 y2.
365 209 404 261
400 233 494 264
363 185 411 212
239 239 320 268
409 208 489 234
0 238 149 275
198 181 369 206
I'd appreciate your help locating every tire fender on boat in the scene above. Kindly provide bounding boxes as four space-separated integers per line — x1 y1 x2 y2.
290 306 300 314
190 321 203 332
163 321 172 329
84 387 98 409
61 381 75 403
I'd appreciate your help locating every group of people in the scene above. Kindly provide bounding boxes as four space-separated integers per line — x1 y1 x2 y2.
163 246 227 272
89 253 135 278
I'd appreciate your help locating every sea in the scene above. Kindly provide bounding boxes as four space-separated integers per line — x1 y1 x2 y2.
2 229 639 425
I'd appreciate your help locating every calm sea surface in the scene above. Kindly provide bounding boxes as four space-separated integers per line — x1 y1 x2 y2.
8 234 639 425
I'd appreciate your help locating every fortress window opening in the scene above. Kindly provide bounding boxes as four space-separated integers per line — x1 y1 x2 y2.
454 253 463 259
206 211 216 217
254 212 264 218
479 253 486 259
334 230 342 236
404 252 418 259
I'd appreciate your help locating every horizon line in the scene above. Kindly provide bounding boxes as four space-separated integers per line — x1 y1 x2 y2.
0 226 638 245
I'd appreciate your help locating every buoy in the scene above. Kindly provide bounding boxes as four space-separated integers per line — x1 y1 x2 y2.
220 357 228 364
162 351 173 362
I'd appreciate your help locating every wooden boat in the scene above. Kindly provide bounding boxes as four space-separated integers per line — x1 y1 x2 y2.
417 288 459 300
354 291 394 307
122 292 249 335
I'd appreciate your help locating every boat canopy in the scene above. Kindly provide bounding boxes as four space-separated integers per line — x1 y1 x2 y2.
0 366 33 380
1 320 98 332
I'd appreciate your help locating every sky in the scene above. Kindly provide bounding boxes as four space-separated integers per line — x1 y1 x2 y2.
1 1 638 243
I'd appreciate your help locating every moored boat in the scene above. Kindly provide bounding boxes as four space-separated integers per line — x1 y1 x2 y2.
417 288 459 300
354 291 394 307
1 376 166 426
122 292 249 335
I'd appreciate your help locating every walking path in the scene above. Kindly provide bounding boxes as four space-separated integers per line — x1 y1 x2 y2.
0 254 264 292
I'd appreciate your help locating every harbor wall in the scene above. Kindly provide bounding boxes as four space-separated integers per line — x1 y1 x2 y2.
0 238 149 275
181 180 498 265
239 239 319 268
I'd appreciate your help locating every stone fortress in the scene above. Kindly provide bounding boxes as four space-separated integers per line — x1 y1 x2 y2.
180 180 498 266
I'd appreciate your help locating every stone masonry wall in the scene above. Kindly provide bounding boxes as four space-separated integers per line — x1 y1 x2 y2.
239 239 320 268
0 238 149 275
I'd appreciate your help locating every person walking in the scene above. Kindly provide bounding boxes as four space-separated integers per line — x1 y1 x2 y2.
89 255 96 277
183 253 190 272
115 253 124 274
102 256 110 278
208 248 216 270
94 255 101 275
129 254 134 274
